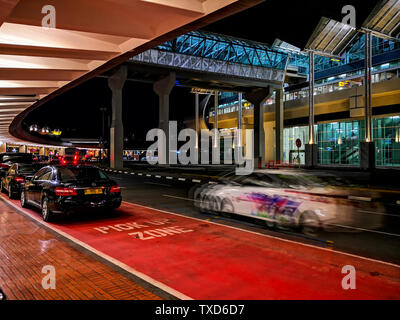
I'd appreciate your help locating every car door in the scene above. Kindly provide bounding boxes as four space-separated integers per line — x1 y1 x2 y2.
33 169 53 204
26 168 49 204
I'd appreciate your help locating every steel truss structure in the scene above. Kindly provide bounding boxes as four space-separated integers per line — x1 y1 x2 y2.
131 48 286 83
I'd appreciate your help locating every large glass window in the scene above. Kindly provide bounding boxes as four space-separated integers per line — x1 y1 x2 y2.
374 116 400 167
318 121 361 166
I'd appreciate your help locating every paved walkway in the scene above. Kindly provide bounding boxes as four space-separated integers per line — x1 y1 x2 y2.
0 199 162 300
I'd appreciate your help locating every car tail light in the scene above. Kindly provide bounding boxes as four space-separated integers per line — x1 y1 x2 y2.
110 185 120 193
55 187 77 196
14 176 24 183
0 163 10 169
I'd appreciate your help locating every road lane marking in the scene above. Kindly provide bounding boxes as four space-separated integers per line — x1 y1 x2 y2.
0 195 192 300
348 195 372 202
138 173 143 176
155 175 162 178
326 223 400 237
166 177 173 180
178 178 186 181
359 210 400 218
192 179 201 183
123 201 400 269
145 182 171 187
163 194 197 202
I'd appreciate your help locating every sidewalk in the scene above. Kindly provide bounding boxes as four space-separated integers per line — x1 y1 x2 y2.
0 199 162 300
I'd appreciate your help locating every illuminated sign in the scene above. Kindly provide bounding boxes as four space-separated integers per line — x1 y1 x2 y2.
339 80 350 87
191 88 216 95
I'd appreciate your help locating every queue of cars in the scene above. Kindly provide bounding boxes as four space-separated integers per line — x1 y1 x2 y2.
0 152 121 222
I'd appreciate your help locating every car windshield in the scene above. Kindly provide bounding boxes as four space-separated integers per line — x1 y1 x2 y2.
1 154 33 163
58 167 108 182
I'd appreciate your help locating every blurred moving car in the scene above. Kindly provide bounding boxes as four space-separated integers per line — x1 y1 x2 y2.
194 170 384 236
20 165 122 221
0 153 33 177
1 163 42 199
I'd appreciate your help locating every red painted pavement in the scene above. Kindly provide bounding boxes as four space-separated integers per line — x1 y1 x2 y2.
4 196 400 299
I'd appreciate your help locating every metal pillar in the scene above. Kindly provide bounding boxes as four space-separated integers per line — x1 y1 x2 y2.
195 93 200 149
306 51 317 167
365 31 373 143
237 92 243 147
108 66 127 170
360 31 375 170
275 88 284 162
154 72 175 164
214 90 219 148
308 51 315 145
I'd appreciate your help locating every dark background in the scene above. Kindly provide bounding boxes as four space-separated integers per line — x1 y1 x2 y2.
24 0 379 147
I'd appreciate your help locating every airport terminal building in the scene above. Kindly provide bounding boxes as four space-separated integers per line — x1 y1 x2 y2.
208 34 400 167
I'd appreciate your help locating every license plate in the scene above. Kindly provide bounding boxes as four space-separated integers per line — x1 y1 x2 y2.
84 188 103 195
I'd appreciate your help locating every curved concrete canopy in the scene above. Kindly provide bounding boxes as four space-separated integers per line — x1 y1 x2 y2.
0 0 262 147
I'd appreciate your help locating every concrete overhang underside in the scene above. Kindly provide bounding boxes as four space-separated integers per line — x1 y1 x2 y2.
0 0 263 146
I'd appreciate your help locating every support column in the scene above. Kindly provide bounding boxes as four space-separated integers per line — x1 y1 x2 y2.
360 30 375 170
195 93 200 148
245 87 271 168
108 66 127 169
234 92 244 164
212 90 219 163
306 51 317 168
154 73 175 165
275 88 284 163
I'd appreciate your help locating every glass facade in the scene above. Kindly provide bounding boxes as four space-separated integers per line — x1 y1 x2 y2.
318 121 362 166
374 116 400 167
283 126 311 165
283 116 400 167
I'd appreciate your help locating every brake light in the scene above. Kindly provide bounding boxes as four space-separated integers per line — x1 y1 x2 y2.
55 187 77 196
110 185 120 193
14 176 24 183
74 155 78 161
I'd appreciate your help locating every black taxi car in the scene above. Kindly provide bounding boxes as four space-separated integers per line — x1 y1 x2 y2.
20 165 122 221
1 163 42 199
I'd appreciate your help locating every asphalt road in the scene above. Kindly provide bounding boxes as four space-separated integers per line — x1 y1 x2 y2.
109 171 400 265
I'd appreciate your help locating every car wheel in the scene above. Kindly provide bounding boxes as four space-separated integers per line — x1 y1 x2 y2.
265 219 276 229
300 211 320 237
265 206 277 229
20 190 28 208
220 199 234 217
199 194 208 213
41 197 52 222
205 196 220 215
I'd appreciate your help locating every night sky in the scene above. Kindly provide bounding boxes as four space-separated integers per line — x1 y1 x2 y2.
24 0 378 147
